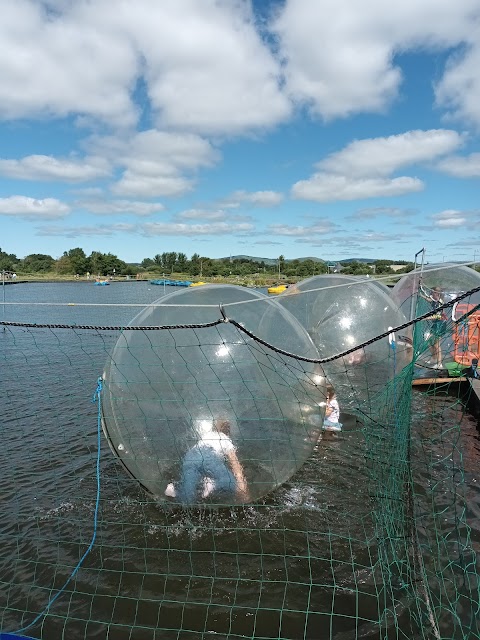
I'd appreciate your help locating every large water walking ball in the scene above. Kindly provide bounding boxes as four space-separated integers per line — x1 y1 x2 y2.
101 285 326 506
390 263 480 320
277 275 412 411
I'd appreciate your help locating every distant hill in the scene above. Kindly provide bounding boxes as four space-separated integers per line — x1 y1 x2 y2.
337 258 377 264
219 255 380 265
220 255 327 265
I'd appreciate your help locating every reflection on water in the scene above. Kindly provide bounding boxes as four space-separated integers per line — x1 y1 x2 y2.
0 283 479 639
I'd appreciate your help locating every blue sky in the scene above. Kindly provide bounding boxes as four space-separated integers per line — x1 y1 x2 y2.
0 0 479 264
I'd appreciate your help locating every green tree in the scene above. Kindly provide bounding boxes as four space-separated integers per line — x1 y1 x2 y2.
141 257 155 269
189 253 201 276
154 254 165 269
341 261 371 275
55 254 73 274
0 248 19 272
59 248 88 274
177 252 188 272
373 260 394 274
88 251 127 275
396 262 414 274
165 252 178 273
22 253 55 273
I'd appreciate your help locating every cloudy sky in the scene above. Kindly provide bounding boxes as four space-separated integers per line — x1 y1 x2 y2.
1 0 479 263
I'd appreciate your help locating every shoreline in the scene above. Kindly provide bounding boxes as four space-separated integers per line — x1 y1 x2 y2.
1 274 397 287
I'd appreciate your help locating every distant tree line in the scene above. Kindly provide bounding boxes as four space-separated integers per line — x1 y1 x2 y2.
0 246 418 277
0 247 134 276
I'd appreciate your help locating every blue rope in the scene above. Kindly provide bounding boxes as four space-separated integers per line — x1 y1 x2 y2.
7 377 103 637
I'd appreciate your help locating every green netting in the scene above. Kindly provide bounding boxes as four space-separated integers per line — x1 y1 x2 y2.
1 274 479 640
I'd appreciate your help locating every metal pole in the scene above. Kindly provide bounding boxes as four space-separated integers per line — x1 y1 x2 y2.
2 270 5 331
409 248 425 321
163 272 165 295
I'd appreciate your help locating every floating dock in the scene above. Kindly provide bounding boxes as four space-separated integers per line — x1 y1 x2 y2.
413 376 480 422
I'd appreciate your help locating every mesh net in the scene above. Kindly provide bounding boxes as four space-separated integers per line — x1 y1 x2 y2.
1 270 479 640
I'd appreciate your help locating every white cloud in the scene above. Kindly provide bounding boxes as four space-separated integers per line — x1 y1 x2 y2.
140 221 254 237
435 42 480 128
0 0 139 127
292 175 423 202
123 1 290 134
0 195 70 219
268 220 338 236
352 207 417 220
0 0 290 134
431 209 468 227
78 199 164 216
222 190 284 208
316 130 463 178
272 0 480 121
176 209 227 221
290 129 462 202
253 240 284 246
436 152 480 177
359 232 390 242
36 223 135 237
0 154 110 182
88 129 219 198
0 0 479 136
112 174 193 198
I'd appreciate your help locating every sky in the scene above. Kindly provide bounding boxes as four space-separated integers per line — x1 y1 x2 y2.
0 0 479 265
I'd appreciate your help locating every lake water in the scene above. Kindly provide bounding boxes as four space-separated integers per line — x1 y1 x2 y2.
1 281 479 639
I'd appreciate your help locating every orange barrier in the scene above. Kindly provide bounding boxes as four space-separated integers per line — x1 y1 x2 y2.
453 303 480 365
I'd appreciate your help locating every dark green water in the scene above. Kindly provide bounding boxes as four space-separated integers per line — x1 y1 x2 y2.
0 282 479 639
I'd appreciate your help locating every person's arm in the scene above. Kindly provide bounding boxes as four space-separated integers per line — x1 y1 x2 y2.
227 450 249 499
418 283 431 301
325 403 333 418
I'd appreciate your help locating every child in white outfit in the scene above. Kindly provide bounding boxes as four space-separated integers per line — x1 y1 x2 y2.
323 386 343 432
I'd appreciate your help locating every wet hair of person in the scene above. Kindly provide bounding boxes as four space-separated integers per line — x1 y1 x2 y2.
215 420 231 436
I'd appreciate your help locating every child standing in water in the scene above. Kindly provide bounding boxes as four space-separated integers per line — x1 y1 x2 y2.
323 386 343 432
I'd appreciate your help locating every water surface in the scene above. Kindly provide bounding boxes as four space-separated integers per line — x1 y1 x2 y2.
1 282 479 639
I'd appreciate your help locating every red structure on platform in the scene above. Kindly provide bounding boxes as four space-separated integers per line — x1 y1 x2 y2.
453 303 480 365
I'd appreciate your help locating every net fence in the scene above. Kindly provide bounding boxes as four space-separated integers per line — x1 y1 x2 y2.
0 274 479 640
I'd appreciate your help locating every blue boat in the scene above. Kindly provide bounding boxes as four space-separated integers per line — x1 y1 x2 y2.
94 280 110 286
150 279 192 286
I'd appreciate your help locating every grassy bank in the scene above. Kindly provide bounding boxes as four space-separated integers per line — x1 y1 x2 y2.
4 272 295 287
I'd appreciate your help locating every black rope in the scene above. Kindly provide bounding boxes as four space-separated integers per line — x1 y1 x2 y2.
1 283 480 365
0 319 224 331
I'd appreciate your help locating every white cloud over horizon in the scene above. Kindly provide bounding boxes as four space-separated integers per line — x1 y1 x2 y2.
87 129 219 198
351 207 417 220
0 154 110 182
141 221 255 237
221 190 285 208
291 129 463 202
0 195 70 219
436 152 480 177
77 199 165 216
268 220 338 236
292 175 424 202
316 130 463 178
431 209 468 228
35 223 133 238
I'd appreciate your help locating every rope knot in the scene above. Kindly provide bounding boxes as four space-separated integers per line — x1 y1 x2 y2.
92 376 103 403
219 304 229 323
